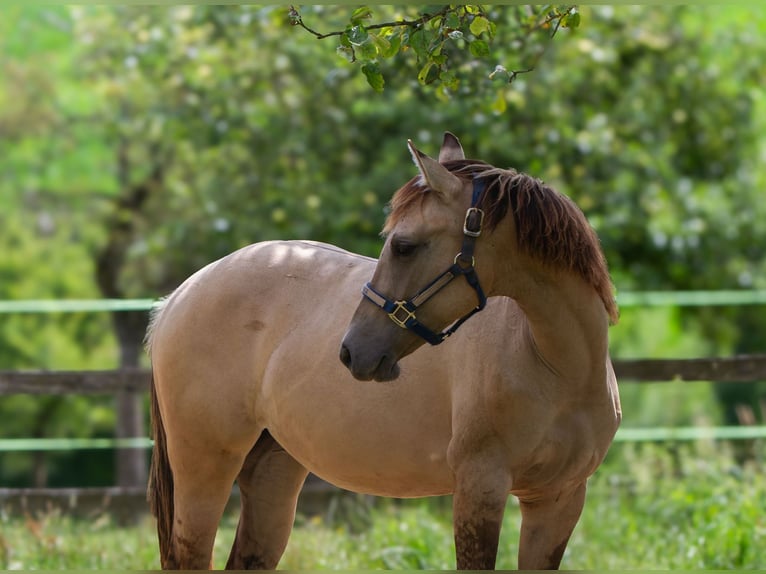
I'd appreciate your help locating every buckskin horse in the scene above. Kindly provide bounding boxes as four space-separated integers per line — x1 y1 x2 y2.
146 132 621 569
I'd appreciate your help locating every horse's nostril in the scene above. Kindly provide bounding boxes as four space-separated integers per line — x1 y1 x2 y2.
339 344 352 368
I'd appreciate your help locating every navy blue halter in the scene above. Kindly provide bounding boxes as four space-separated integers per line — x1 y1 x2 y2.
361 178 488 346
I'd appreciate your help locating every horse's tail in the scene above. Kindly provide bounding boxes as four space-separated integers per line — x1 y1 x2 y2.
147 368 174 567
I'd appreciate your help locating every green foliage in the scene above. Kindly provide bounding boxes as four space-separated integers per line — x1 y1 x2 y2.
574 441 766 569
290 5 577 97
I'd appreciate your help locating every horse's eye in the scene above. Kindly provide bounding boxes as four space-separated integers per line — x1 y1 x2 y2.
392 239 418 258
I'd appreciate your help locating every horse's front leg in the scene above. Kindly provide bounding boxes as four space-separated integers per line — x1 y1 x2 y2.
517 481 587 570
451 458 511 570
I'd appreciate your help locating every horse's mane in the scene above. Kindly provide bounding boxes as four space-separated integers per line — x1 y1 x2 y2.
384 159 619 324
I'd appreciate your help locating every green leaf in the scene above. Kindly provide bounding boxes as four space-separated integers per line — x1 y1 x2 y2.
408 28 428 59
361 62 385 92
563 11 581 29
358 40 378 60
347 25 368 46
445 11 460 30
370 31 391 57
350 6 373 25
417 61 439 85
469 15 491 37
380 30 401 58
469 39 489 58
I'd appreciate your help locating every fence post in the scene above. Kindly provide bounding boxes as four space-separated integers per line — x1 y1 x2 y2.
116 389 146 488
113 310 149 489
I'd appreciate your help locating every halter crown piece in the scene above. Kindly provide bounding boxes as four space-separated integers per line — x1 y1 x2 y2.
362 177 488 346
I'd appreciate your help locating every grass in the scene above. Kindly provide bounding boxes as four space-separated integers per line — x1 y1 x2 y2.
1 441 765 569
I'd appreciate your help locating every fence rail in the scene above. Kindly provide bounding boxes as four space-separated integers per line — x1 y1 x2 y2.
614 355 766 383
0 479 338 521
2 290 766 314
3 356 766 397
0 368 149 395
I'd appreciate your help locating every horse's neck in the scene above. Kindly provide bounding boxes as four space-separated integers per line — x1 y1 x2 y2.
494 252 610 381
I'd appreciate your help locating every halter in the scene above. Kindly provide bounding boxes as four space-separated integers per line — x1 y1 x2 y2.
361 178 488 346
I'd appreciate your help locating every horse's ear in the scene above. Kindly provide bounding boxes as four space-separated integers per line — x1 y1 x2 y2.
438 132 465 163
408 139 463 200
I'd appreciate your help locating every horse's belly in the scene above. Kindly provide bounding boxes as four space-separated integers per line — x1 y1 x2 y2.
261 351 456 497
286 436 455 498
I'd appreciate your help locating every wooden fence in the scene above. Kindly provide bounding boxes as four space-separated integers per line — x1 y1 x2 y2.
1 357 765 520
3 356 766 395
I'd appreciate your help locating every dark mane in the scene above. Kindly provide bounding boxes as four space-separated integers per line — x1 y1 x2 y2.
384 159 618 324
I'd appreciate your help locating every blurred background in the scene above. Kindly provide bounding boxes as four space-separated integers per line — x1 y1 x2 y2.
1 4 765 568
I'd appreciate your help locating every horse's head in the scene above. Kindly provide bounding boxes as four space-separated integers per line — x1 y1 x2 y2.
340 133 494 381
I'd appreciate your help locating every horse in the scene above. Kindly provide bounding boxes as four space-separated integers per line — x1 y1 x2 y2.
146 132 621 570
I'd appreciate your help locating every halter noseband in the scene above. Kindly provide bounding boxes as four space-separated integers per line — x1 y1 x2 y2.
361 178 488 346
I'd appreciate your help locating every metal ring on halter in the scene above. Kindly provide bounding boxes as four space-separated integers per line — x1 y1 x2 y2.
454 253 475 268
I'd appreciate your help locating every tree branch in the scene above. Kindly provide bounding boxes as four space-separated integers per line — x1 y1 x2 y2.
288 5 452 40
288 5 578 91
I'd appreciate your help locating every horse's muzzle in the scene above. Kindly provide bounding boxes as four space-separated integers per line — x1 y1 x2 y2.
339 340 401 382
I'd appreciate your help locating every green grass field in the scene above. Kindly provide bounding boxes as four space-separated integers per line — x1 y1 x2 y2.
1 441 764 569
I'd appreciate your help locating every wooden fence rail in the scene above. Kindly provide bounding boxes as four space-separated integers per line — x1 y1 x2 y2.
0 480 341 522
614 355 766 383
0 368 149 394
2 359 765 520
3 355 766 395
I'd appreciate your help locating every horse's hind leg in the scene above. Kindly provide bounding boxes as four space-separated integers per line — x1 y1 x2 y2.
226 430 309 570
169 443 247 569
517 481 587 570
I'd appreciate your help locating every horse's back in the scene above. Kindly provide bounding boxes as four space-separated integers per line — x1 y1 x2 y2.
149 240 373 343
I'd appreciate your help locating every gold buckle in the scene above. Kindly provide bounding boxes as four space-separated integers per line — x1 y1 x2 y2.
388 301 416 329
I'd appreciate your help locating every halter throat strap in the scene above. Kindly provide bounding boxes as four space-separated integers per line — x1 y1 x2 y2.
362 177 488 346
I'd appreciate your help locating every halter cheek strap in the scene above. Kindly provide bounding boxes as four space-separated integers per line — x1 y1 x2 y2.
361 178 488 346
